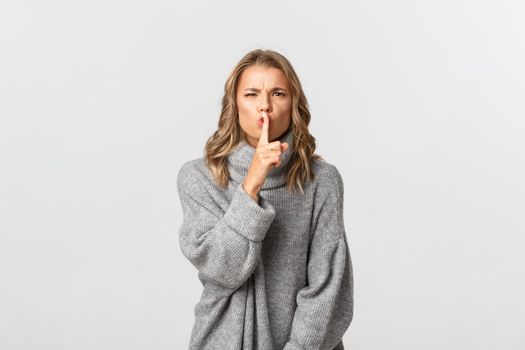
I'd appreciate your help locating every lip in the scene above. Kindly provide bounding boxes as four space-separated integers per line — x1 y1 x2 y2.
258 115 270 123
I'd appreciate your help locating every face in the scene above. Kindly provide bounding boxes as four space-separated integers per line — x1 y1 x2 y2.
236 65 292 147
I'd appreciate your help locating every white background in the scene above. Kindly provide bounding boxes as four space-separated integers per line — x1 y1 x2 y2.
1 0 524 349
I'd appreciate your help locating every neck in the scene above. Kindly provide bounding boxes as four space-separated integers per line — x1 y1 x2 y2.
226 128 295 190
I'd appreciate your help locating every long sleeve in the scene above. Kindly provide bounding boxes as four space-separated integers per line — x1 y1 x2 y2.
176 161 276 290
283 165 354 350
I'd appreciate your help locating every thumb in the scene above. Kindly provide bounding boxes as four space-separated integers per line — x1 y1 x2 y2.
281 142 289 152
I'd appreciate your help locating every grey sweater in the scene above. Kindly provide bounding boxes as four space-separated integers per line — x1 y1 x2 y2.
176 128 354 350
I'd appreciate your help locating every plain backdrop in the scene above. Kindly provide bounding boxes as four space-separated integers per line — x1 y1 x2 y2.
1 0 524 349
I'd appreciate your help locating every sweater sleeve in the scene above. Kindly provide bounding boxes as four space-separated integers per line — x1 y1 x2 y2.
176 161 276 290
283 165 354 350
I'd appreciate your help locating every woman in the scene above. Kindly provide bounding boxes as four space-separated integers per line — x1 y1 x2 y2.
177 49 354 350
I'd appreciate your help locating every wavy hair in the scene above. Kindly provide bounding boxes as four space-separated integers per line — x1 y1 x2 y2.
204 49 324 194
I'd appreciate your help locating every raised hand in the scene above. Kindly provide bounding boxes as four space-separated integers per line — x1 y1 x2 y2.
242 111 289 202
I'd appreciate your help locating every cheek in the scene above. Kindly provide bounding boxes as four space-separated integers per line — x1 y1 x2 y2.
236 98 252 114
237 102 249 118
276 98 292 111
237 106 252 128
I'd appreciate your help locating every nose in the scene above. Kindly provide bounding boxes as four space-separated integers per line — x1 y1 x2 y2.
258 95 271 113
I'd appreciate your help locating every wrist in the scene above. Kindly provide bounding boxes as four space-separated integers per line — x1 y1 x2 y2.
242 181 260 202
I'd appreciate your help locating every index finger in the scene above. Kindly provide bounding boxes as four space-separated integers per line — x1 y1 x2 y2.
257 112 269 146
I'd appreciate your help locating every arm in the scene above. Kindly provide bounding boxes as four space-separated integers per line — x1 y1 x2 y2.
176 161 276 290
284 165 354 350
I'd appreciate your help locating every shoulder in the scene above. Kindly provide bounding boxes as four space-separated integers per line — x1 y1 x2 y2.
308 159 346 242
176 157 213 195
176 157 227 217
310 158 344 197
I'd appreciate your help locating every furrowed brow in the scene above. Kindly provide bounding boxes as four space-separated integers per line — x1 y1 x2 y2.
244 87 287 92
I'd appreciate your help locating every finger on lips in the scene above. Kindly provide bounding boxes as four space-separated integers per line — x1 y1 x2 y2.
258 112 269 146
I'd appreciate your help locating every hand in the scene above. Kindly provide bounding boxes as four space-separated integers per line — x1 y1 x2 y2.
242 111 289 201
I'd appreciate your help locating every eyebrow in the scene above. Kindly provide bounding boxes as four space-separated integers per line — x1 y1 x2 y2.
243 87 287 92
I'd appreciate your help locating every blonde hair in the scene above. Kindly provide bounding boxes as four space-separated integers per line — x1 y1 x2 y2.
204 49 324 194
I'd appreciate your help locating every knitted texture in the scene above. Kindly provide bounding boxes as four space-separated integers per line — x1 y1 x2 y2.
177 128 354 349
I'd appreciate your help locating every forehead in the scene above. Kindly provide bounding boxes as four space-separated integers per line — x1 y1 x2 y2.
238 65 289 88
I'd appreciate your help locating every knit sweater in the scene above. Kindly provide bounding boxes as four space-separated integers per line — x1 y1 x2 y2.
176 127 354 350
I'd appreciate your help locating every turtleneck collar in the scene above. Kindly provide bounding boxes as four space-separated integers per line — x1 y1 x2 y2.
226 127 295 190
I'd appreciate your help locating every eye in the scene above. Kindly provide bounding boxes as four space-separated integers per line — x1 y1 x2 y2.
244 92 286 97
